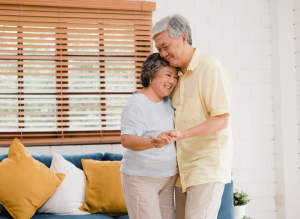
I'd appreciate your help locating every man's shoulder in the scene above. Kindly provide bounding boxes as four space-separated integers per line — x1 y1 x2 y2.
191 53 227 80
197 53 223 69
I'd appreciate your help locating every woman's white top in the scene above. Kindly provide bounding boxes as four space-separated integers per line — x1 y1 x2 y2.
120 94 178 178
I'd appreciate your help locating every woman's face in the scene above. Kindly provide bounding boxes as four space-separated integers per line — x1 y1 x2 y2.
151 66 178 97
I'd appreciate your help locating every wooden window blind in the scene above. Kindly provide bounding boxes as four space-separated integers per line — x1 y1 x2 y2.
0 1 155 146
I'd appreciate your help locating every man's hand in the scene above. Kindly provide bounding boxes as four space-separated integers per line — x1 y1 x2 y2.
149 132 174 148
167 130 184 141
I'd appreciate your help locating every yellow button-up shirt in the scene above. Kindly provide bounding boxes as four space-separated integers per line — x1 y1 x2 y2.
172 49 233 192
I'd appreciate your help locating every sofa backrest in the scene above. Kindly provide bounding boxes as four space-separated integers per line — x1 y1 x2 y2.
0 152 123 171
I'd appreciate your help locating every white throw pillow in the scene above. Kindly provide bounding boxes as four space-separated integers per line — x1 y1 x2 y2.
37 153 89 215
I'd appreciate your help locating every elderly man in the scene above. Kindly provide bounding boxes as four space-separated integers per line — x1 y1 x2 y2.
150 15 233 219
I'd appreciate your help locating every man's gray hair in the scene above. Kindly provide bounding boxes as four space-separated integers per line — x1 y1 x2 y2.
151 14 192 45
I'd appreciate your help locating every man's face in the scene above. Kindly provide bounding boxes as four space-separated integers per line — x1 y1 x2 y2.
154 31 184 68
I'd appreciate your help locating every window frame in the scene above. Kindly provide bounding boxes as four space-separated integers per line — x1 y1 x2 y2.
0 0 155 146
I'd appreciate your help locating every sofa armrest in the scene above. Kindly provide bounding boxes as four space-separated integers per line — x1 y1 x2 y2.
217 180 234 219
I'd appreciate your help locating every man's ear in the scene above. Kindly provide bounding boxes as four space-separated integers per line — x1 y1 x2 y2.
181 33 188 45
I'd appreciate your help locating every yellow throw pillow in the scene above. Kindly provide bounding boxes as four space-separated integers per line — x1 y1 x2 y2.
0 138 65 219
79 160 127 214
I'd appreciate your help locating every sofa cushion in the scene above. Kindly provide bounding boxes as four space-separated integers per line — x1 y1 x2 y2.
37 153 89 215
0 138 65 219
0 153 104 170
80 160 127 215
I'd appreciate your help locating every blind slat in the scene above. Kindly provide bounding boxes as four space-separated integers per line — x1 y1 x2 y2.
0 72 137 77
0 0 156 12
0 50 151 56
0 61 143 66
0 33 151 40
0 10 152 20
0 15 152 25
0 55 147 61
0 116 121 121
0 44 151 51
1 94 132 98
0 4 152 15
1 111 123 115
0 38 152 45
0 73 141 78
0 27 152 35
0 21 152 30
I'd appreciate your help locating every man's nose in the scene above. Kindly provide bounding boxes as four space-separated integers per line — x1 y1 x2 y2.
160 49 168 58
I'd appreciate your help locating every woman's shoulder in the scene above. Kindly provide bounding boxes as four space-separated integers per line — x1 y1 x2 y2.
123 94 149 111
127 93 149 104
125 94 171 110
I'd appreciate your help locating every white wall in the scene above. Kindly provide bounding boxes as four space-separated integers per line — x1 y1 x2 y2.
151 0 275 218
294 0 300 188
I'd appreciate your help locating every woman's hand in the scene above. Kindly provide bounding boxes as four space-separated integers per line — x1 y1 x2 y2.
149 132 174 148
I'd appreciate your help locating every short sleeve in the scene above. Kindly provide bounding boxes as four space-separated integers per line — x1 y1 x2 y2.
121 102 148 137
202 65 231 117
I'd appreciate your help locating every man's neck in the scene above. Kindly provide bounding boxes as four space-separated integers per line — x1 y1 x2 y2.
180 46 195 75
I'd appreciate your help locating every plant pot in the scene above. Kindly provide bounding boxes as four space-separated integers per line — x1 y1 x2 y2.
234 205 246 219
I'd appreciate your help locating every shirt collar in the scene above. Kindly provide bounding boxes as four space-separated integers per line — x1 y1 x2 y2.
178 48 201 77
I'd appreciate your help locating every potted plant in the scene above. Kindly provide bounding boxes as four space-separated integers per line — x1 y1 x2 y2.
234 189 251 219
242 216 254 219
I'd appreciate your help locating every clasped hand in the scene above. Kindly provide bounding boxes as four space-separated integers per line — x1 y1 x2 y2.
148 130 183 148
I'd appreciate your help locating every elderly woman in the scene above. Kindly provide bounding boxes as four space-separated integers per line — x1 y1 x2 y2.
120 53 178 219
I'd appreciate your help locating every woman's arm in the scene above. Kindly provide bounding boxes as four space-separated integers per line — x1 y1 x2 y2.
121 133 173 151
121 134 154 151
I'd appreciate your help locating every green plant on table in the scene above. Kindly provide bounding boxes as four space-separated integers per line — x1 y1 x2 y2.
233 189 251 206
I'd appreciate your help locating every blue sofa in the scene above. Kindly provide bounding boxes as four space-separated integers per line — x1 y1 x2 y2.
0 152 234 219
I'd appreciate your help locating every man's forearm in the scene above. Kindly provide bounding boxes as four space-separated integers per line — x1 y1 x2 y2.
182 114 229 139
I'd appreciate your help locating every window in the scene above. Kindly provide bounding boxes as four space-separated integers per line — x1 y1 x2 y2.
0 1 154 146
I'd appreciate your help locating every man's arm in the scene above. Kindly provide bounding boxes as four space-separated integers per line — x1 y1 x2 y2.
149 113 229 144
168 113 229 141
